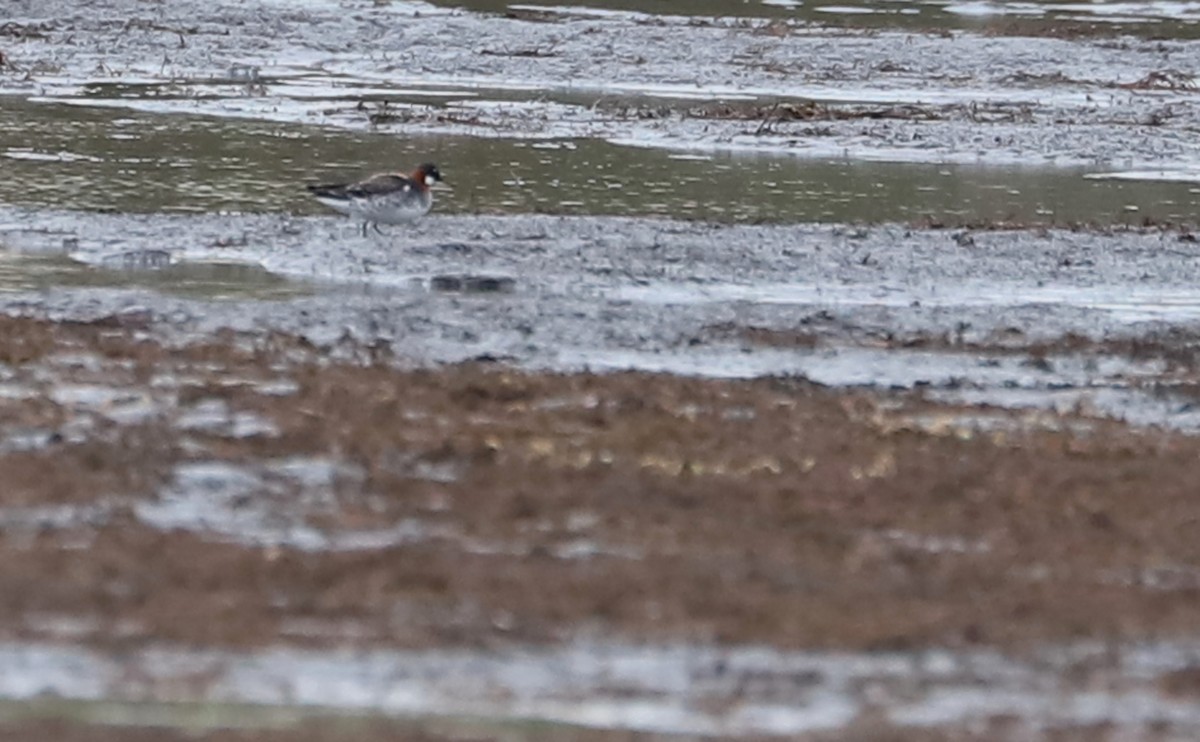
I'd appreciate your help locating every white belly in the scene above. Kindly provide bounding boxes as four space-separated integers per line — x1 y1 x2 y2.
362 195 432 224
316 191 432 224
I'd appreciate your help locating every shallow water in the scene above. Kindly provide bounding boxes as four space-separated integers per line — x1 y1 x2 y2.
0 249 309 300
5 98 1200 226
614 280 1200 323
3 638 1200 737
426 0 1200 36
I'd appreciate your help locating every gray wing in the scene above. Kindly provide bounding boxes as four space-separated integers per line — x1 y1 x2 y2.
307 174 417 200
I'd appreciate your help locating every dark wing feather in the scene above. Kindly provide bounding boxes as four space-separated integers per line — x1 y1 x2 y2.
307 174 417 200
306 182 350 199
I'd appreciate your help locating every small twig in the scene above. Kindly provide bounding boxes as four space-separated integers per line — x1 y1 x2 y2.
754 102 781 135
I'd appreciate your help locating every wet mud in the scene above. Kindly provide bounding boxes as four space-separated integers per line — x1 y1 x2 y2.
6 0 1200 169
0 315 1188 652
0 713 1163 742
7 0 1200 738
0 717 665 742
6 209 1200 433
1 316 1200 737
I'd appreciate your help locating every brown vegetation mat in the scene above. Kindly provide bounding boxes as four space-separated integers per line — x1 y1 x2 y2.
0 717 1174 742
0 316 1197 653
0 719 660 742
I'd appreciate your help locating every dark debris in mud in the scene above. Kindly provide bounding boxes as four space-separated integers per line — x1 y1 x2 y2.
605 99 946 124
905 214 1200 234
999 70 1088 86
976 18 1139 40
429 273 517 293
600 98 1051 129
1119 68 1199 91
500 7 564 24
720 315 1200 371
708 100 945 124
354 99 488 128
0 21 51 40
704 321 822 349
479 45 560 58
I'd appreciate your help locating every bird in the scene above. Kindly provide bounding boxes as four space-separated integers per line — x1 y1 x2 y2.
307 163 443 236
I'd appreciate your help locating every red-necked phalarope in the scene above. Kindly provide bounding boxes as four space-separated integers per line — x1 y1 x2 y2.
307 163 443 236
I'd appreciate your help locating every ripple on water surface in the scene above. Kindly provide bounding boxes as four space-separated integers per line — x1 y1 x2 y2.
4 99 1200 226
429 0 1200 36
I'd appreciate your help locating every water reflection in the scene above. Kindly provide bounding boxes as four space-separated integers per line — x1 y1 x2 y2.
4 98 1200 225
422 0 1200 37
0 250 308 300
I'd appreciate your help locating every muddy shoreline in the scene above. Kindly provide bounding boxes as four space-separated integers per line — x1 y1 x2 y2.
6 0 1200 167
6 0 1200 738
0 315 1198 736
2 313 1199 653
8 208 1200 432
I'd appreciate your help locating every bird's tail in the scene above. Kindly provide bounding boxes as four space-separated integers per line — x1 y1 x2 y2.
306 183 349 199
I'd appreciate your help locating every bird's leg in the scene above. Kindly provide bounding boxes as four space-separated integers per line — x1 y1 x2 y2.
360 222 368 237
372 223 385 235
